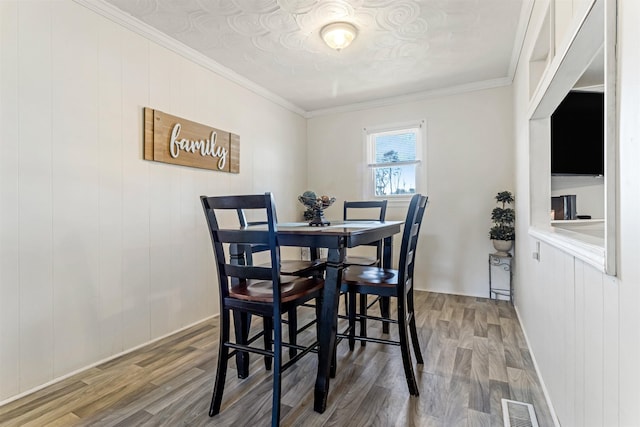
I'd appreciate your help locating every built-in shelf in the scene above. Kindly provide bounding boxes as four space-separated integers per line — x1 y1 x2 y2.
528 0 616 276
529 225 605 272
551 218 604 224
529 4 552 99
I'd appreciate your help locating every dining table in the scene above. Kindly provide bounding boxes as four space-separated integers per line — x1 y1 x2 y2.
265 219 403 413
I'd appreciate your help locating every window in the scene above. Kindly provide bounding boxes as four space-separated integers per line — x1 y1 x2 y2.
364 121 424 199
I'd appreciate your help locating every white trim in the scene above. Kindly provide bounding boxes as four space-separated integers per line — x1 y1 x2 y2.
507 0 536 82
368 160 421 168
74 0 526 119
308 77 512 118
362 121 426 200
72 0 306 117
528 225 606 273
0 315 217 407
513 305 562 427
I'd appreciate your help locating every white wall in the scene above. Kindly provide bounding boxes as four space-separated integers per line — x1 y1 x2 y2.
513 0 640 426
551 175 604 218
307 87 515 298
0 0 308 402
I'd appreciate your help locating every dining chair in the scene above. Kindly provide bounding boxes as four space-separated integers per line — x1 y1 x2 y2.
201 193 324 427
339 193 428 396
342 200 388 338
236 208 326 277
236 208 325 360
343 200 388 266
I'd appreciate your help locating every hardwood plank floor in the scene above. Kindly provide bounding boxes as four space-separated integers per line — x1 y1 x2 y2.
0 292 555 426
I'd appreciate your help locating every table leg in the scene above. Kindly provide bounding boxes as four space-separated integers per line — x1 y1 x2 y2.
314 246 345 413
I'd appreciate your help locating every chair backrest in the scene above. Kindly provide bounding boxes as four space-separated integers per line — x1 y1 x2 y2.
397 194 428 294
236 208 269 260
201 193 282 304
343 200 388 260
343 200 388 222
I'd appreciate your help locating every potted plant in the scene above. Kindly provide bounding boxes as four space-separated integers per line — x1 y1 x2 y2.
489 190 515 255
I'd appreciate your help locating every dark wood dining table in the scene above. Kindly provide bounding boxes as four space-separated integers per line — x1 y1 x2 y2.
272 220 403 412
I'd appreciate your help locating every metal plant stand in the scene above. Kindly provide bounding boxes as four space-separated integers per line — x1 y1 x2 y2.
489 253 513 303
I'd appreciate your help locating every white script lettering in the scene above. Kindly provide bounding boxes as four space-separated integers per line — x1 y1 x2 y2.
169 123 228 170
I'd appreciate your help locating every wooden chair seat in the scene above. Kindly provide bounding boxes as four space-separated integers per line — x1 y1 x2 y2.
342 265 397 287
343 255 379 266
230 276 324 303
280 259 326 276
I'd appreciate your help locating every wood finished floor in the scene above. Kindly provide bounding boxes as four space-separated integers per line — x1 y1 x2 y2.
0 292 554 427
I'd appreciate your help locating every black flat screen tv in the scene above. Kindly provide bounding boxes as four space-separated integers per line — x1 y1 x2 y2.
551 91 604 176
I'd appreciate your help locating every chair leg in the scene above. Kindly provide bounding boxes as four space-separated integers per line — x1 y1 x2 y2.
408 312 423 365
210 309 230 416
263 316 273 370
397 300 419 396
348 290 356 351
380 296 390 334
330 339 337 379
288 308 298 360
407 291 424 364
271 315 283 427
359 293 367 347
233 310 251 379
343 292 349 316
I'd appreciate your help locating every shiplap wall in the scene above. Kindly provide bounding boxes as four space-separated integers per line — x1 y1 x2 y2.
518 241 619 426
513 1 640 426
0 0 307 402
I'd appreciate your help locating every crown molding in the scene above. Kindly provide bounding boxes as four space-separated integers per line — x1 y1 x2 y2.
73 0 307 117
305 77 513 118
74 0 524 120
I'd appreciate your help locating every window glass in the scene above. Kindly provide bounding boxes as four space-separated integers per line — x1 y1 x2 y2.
367 125 422 198
373 131 417 196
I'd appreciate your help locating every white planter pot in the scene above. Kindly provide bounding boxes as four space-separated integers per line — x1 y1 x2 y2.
492 239 513 256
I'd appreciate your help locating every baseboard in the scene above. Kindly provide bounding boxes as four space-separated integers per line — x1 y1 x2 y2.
0 314 218 407
513 305 562 427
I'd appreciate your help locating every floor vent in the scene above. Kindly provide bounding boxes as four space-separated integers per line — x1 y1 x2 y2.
502 399 540 427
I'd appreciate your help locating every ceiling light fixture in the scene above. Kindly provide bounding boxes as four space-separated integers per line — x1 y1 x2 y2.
320 22 358 51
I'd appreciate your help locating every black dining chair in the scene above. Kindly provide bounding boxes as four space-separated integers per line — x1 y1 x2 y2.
236 208 325 360
339 193 428 396
201 193 324 427
236 208 326 277
342 200 388 338
343 200 388 266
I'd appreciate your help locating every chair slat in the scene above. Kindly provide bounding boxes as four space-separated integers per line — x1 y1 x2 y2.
215 229 271 245
223 264 273 281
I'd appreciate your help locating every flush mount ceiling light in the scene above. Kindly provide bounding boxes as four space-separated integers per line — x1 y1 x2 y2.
320 22 358 51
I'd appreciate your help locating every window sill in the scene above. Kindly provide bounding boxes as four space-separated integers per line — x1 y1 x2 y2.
528 225 606 273
372 195 413 208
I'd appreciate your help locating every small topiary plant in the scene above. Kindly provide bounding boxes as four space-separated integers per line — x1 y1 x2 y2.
489 191 515 241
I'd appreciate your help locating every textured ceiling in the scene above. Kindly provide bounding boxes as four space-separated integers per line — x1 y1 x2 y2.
102 0 527 112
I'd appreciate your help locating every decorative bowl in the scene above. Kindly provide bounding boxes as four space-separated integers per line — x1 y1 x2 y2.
298 194 336 226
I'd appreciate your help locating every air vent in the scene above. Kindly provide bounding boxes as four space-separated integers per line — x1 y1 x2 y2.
502 399 540 427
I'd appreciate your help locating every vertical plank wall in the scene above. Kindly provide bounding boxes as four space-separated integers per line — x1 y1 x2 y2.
0 0 308 402
517 240 619 427
511 1 637 426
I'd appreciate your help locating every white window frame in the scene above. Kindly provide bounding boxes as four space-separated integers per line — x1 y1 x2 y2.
363 120 425 205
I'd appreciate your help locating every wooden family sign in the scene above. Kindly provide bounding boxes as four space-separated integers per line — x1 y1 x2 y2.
144 108 239 173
